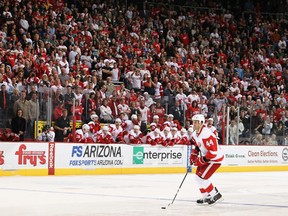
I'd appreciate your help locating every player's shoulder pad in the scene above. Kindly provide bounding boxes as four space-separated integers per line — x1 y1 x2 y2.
199 127 217 139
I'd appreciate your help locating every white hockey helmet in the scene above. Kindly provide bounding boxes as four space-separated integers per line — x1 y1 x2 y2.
134 125 140 130
180 128 187 134
115 118 121 123
154 128 161 134
91 114 98 121
188 127 194 133
192 114 205 123
102 125 109 131
164 127 170 132
82 124 90 132
171 127 178 131
153 115 159 119
150 122 157 131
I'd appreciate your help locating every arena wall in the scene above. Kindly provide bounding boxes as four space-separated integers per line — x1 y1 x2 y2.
0 143 287 176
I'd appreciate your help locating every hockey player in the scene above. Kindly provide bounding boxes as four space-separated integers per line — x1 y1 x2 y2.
145 128 162 146
0 128 20 141
163 114 181 130
73 124 92 143
169 127 181 146
190 114 224 205
127 125 143 144
109 118 124 143
88 114 101 136
160 127 172 147
151 115 164 131
149 122 157 132
118 112 128 128
95 125 114 144
179 128 189 145
122 114 138 136
163 114 174 128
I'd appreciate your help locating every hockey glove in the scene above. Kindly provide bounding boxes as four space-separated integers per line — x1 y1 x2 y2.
193 157 209 167
189 146 200 165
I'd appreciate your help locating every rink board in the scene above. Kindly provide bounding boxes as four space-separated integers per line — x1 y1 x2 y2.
0 142 287 176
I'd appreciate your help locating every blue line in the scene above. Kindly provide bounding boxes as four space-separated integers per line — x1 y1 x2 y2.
0 187 288 209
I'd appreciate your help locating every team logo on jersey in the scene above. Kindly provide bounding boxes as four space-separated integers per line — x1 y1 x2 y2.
282 148 288 161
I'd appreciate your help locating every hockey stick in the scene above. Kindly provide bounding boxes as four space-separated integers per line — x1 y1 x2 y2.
162 169 189 209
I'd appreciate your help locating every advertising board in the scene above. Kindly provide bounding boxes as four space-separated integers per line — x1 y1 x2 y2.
0 143 48 175
55 144 187 168
1 143 288 176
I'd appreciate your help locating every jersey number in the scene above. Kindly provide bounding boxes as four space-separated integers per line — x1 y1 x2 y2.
206 139 214 147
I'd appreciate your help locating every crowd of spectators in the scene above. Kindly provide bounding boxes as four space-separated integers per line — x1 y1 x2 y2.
0 0 287 145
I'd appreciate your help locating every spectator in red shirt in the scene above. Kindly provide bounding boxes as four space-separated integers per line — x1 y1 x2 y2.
186 101 200 121
53 102 65 121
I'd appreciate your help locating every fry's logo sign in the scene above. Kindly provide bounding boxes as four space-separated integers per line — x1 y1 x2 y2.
0 151 4 165
15 144 46 166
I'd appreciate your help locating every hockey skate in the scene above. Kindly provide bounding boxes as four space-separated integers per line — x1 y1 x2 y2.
196 195 211 205
207 189 223 206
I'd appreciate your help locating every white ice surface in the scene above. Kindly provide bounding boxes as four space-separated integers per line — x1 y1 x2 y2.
0 172 287 216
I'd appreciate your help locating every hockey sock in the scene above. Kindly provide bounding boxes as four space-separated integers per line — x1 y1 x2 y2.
209 187 218 197
200 188 208 198
195 175 213 197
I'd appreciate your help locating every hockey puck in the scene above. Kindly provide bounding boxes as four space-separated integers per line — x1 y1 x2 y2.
161 207 166 209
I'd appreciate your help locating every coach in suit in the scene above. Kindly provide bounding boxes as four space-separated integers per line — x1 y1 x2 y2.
169 100 184 126
11 109 26 141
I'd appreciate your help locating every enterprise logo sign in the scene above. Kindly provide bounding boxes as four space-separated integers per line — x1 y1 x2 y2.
133 147 182 165
133 147 144 164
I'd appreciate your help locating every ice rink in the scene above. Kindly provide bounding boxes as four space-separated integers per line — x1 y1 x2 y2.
0 171 287 216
